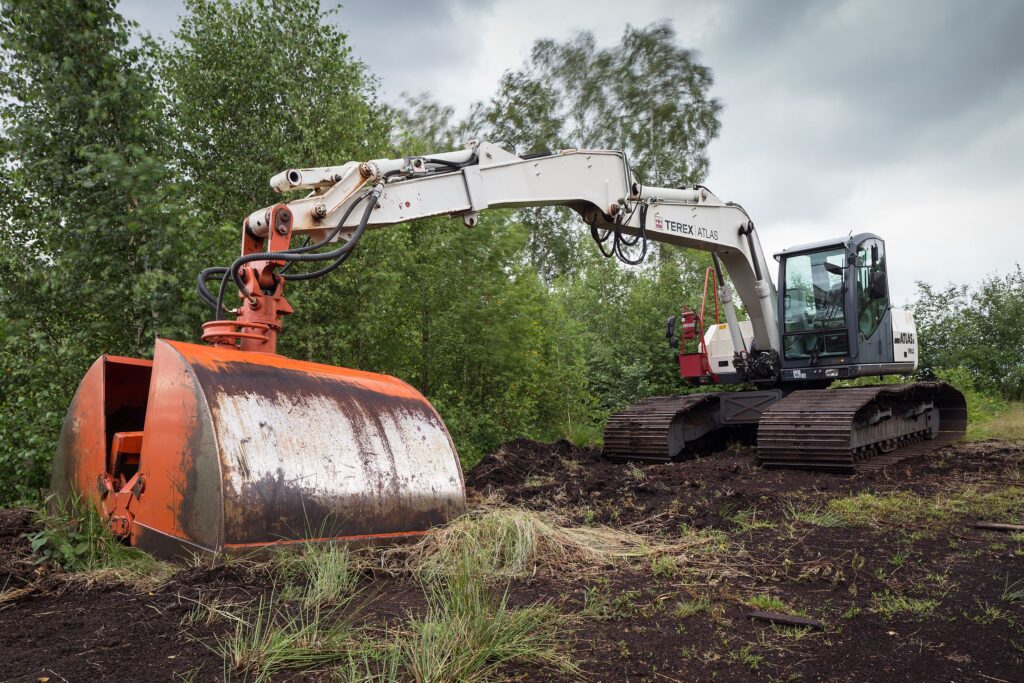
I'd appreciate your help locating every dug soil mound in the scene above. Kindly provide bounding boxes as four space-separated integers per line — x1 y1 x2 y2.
467 438 1021 533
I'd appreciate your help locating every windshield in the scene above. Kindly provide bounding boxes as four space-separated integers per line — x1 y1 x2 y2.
782 247 849 360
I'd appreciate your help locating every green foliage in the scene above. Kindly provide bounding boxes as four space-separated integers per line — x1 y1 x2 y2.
164 0 390 224
0 0 189 504
28 494 155 573
483 22 720 187
935 366 1009 425
473 22 721 280
914 267 1024 399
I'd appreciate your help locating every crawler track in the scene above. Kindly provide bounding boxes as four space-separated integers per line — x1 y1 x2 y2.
756 382 967 472
602 394 720 462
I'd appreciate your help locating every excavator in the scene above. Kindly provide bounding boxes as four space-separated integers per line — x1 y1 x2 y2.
51 141 966 558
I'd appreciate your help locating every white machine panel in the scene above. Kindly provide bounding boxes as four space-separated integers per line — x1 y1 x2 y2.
703 320 755 373
891 308 919 369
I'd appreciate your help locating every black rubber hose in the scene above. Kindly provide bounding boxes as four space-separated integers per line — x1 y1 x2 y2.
281 248 355 281
214 187 381 319
277 236 310 274
711 253 726 287
590 224 615 258
197 267 229 310
613 203 648 265
422 154 478 170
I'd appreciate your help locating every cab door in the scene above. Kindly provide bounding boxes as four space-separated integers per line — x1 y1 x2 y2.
852 238 892 364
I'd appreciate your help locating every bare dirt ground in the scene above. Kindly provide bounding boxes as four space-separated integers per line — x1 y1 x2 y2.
1 439 1022 682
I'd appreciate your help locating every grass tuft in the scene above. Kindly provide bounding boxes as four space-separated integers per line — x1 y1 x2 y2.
273 543 361 607
871 591 939 620
746 594 788 613
27 494 172 585
1002 576 1024 603
394 507 710 579
673 596 712 619
782 499 844 528
399 555 576 682
215 590 360 683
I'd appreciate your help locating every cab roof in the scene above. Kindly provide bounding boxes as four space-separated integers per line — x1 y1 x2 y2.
774 232 881 260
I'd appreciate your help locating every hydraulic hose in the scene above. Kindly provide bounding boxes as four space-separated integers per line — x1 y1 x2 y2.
213 186 381 319
197 266 229 310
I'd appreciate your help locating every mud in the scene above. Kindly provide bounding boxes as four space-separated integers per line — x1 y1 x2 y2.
1 439 1022 681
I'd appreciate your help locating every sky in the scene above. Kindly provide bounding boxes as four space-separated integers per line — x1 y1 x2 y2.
120 0 1024 303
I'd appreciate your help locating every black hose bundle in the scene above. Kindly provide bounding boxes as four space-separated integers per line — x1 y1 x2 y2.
197 186 382 319
589 199 648 265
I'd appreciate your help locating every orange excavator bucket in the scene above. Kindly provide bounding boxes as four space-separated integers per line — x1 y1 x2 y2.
51 338 466 558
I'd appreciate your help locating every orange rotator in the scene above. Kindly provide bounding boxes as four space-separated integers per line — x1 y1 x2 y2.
51 201 466 558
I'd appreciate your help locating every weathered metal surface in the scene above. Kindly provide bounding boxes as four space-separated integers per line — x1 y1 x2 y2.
756 382 967 472
52 355 153 511
52 338 466 558
602 394 721 462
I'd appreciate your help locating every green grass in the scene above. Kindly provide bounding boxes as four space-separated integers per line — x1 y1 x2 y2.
746 594 788 612
967 402 1024 441
1002 576 1024 603
399 555 577 682
192 515 580 682
651 554 680 579
730 507 776 531
28 494 170 581
215 590 361 682
820 487 1024 528
581 580 644 621
968 599 1011 625
782 499 844 528
273 543 361 608
673 596 712 619
214 542 368 682
728 644 763 670
871 591 939 620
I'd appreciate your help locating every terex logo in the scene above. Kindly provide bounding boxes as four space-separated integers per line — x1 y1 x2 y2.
894 332 915 345
652 213 719 240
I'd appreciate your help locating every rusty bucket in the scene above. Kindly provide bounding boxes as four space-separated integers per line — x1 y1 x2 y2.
51 338 466 558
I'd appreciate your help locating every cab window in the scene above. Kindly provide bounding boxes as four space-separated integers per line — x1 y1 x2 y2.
855 239 888 338
781 247 849 360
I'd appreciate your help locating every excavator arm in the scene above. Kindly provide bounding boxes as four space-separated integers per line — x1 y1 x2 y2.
237 141 781 382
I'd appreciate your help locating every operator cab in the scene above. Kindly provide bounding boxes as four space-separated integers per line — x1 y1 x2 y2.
774 233 917 384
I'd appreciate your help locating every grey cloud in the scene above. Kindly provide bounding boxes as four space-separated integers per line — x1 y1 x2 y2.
701 0 1024 167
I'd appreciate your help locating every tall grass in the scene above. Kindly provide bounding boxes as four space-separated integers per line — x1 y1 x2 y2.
968 402 1024 442
216 544 366 682
399 553 577 682
216 590 360 682
273 542 360 607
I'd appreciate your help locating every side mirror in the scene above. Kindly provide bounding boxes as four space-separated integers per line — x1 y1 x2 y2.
869 270 887 299
666 315 677 340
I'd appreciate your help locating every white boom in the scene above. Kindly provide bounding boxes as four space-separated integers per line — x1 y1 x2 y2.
246 140 780 361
